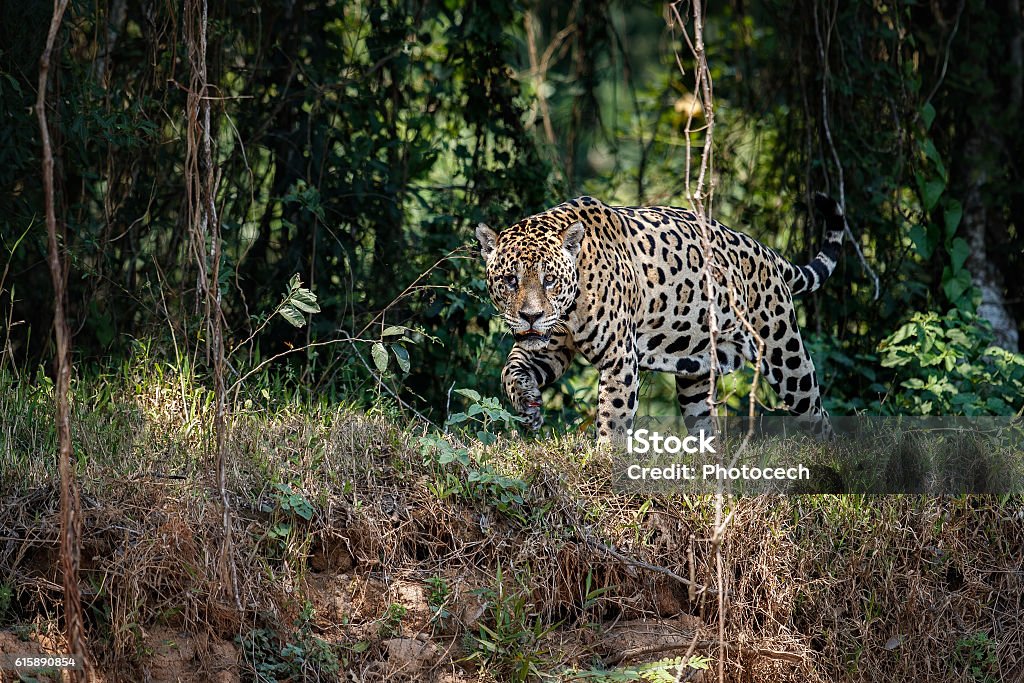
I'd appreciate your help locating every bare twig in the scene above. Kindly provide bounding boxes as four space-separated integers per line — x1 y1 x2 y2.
344 334 439 429
184 0 240 613
667 3 730 679
524 11 558 147
36 0 89 676
583 534 719 596
814 1 880 301
920 0 967 118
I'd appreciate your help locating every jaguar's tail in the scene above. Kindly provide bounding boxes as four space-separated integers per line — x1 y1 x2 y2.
784 193 846 295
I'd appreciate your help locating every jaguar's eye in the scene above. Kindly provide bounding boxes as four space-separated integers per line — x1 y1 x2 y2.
503 274 518 289
543 274 556 288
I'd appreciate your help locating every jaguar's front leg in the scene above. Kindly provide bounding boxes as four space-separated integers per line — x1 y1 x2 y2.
596 349 640 446
501 331 576 432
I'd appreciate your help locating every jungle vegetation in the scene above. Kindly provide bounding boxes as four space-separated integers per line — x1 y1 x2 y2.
2 0 1023 423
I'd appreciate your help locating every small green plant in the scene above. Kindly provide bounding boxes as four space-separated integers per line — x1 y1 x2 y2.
237 603 339 682
956 631 999 683
581 570 614 614
445 388 523 445
426 576 452 626
879 309 1024 415
261 482 316 559
561 654 713 681
272 482 315 521
465 565 557 682
0 582 13 624
419 390 528 519
378 602 407 639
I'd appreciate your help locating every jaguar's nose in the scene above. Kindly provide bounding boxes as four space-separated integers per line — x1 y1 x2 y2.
520 310 543 326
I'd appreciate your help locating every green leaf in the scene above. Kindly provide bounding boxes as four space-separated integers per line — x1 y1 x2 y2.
921 138 946 178
887 322 917 346
290 287 320 314
949 237 970 273
477 431 497 445
446 412 469 424
942 268 972 307
943 200 963 241
371 342 389 372
382 325 406 337
920 178 944 211
921 102 936 129
454 388 481 402
278 304 306 328
986 397 1009 413
909 224 934 259
391 344 410 373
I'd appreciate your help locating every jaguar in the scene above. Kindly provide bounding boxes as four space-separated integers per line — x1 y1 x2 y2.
475 194 844 444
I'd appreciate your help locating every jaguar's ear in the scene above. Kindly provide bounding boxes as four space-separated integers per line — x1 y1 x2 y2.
561 221 585 259
476 224 498 261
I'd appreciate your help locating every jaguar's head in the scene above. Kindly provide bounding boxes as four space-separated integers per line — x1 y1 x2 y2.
475 219 584 350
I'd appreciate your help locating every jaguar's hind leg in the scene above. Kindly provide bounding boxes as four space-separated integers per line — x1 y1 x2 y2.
675 375 712 423
673 343 746 433
762 326 832 438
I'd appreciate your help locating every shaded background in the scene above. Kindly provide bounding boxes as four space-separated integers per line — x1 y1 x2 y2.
2 0 1022 423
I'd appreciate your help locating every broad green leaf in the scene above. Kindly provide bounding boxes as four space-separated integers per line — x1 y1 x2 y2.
278 304 306 328
987 397 1009 413
920 178 944 211
382 325 406 337
921 138 946 178
391 344 410 373
943 200 962 241
455 388 481 402
909 224 933 259
942 269 972 306
921 102 936 129
946 328 970 348
371 342 389 372
290 287 320 313
949 237 970 273
887 322 917 346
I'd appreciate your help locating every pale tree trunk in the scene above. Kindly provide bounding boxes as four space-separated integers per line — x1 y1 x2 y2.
959 0 1022 352
962 130 1019 352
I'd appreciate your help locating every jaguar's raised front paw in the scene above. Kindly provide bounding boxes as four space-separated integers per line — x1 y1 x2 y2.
509 384 543 432
520 403 543 431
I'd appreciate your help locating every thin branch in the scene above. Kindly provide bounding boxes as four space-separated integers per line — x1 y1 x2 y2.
37 0 89 676
583 534 719 596
667 3 730 680
920 0 967 117
524 11 557 147
814 0 880 301
185 0 240 613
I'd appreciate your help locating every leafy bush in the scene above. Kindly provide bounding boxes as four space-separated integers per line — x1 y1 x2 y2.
237 603 340 682
419 389 529 519
878 310 1024 416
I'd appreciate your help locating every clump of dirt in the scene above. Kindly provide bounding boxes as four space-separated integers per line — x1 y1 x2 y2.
0 627 239 682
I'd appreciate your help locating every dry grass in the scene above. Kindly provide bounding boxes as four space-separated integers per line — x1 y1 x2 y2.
1 367 1022 682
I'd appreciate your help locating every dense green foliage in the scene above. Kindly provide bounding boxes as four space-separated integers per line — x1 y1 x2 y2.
2 0 1022 421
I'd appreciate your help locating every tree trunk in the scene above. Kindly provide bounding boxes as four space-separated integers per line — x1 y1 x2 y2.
962 130 1019 351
